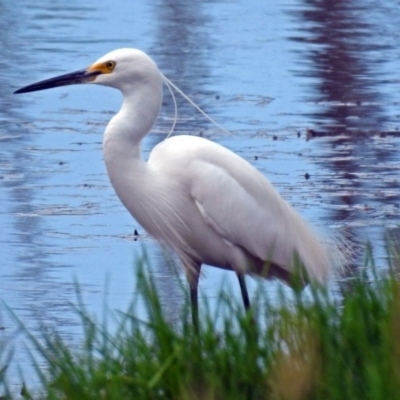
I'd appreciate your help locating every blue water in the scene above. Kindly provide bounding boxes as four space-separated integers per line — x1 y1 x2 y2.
1 0 400 391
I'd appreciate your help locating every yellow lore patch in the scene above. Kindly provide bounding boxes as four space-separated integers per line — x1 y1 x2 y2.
87 60 116 75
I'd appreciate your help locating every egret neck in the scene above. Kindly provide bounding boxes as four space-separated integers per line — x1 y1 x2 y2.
102 68 164 226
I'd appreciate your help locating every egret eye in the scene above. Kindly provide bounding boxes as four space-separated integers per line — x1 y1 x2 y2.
106 61 116 70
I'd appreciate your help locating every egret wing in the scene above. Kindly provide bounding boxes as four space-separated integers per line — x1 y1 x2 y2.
190 159 288 263
151 135 330 283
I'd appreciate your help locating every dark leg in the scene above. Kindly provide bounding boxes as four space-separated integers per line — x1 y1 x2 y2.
236 273 251 310
185 262 201 333
190 283 199 333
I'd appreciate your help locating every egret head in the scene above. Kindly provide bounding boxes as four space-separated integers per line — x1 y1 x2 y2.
14 48 163 95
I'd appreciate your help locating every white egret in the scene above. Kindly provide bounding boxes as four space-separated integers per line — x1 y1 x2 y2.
15 48 333 326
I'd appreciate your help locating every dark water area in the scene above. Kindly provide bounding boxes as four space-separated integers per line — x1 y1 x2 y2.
291 1 400 136
1 0 400 391
288 0 400 267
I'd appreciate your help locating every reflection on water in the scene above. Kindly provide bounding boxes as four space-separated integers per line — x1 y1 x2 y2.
288 0 400 271
291 0 388 135
1 0 400 391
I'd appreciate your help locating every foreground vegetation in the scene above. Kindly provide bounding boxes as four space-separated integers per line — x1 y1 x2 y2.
1 238 400 399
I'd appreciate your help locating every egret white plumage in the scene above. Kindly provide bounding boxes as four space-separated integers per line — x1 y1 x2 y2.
15 48 333 327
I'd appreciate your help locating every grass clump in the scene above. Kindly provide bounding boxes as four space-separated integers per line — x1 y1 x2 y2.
1 239 400 399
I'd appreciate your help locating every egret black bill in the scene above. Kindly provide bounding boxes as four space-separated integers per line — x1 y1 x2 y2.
14 69 102 94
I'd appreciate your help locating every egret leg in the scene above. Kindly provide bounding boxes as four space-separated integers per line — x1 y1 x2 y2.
236 273 251 310
186 262 201 333
190 283 199 333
